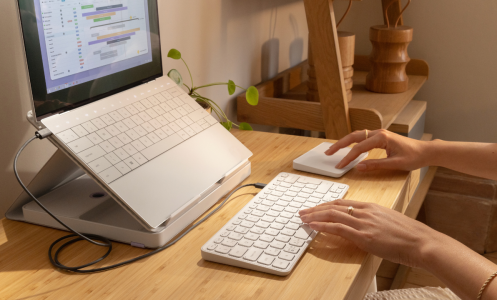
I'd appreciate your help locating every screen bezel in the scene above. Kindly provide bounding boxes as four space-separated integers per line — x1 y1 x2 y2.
17 0 163 121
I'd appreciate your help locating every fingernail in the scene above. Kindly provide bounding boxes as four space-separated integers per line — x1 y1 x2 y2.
335 163 343 169
356 163 366 171
301 216 308 222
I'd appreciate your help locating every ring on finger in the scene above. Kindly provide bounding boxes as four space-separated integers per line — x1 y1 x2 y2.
347 206 354 216
365 129 369 140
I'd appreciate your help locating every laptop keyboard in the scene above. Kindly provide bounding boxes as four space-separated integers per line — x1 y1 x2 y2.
55 86 217 184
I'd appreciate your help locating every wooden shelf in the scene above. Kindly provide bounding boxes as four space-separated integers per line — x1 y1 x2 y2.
237 55 429 132
388 100 427 134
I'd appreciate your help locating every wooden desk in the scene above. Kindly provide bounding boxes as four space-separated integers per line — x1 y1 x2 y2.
0 130 414 299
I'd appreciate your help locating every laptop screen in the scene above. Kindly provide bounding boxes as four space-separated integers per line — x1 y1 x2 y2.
17 0 162 120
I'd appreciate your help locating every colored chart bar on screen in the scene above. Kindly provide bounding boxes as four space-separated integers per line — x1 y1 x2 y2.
97 28 140 40
88 32 136 45
86 12 116 20
82 6 128 17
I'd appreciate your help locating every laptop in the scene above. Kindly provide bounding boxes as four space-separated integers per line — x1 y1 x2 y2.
16 0 252 231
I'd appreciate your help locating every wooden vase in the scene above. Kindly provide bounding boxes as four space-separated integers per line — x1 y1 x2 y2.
307 31 355 103
366 25 413 94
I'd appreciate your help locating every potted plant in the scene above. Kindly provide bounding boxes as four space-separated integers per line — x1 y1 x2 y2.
166 49 259 131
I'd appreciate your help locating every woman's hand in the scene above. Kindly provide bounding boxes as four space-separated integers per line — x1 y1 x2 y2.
299 199 440 268
326 129 429 172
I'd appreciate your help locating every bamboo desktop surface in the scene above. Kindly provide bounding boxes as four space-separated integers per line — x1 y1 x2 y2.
0 130 410 299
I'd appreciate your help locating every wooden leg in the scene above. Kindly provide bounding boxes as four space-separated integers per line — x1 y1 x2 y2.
303 0 351 139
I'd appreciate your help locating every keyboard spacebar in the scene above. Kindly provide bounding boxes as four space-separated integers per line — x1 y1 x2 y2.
141 133 183 160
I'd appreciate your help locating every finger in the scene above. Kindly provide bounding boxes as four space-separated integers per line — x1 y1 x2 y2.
324 130 367 156
324 130 383 156
299 199 368 216
307 222 363 244
356 157 404 172
335 134 386 169
300 209 363 230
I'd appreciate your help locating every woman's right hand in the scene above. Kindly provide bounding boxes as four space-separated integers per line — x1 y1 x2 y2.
326 129 430 172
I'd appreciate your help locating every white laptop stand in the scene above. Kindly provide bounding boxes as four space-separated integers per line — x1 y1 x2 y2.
6 148 251 248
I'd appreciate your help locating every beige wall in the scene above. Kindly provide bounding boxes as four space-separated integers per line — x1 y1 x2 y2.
0 0 307 216
335 0 497 143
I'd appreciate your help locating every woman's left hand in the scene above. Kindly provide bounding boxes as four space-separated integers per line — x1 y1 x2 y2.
299 199 440 268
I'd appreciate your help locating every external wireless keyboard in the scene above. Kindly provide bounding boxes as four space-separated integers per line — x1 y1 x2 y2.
201 172 349 276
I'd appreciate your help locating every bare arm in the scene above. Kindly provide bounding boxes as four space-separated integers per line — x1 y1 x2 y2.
299 201 497 300
327 130 497 181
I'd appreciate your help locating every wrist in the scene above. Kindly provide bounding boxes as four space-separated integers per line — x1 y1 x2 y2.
421 139 446 167
416 228 451 271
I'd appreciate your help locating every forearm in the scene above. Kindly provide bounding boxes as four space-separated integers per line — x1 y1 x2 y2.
420 232 497 300
423 140 497 181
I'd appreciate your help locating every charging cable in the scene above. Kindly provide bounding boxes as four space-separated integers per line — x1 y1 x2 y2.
14 131 266 273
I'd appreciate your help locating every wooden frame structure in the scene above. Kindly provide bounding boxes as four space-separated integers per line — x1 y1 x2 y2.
237 0 429 140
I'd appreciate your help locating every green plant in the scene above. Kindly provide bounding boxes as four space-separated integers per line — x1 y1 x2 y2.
166 49 259 131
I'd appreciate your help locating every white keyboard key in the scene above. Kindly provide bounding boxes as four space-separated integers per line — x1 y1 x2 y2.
141 122 155 133
289 238 305 247
181 116 193 126
145 108 159 119
156 116 169 126
265 228 280 236
259 235 274 243
283 174 299 184
106 125 120 137
190 123 203 133
148 96 160 106
188 109 209 122
272 259 290 269
100 141 115 153
241 220 255 228
167 87 182 97
205 115 218 125
177 130 189 140
152 106 166 115
149 119 162 130
90 118 106 129
101 114 115 125
178 94 200 109
141 134 183 160
123 157 139 170
215 245 231 254
269 223 284 230
245 232 260 240
316 182 333 194
249 227 264 235
284 207 299 213
109 111 124 122
71 125 89 137
161 125 175 136
133 102 146 112
284 245 300 254
96 129 112 140
234 226 249 234
98 166 122 183
123 144 138 156
257 254 275 265
139 136 154 148
222 239 237 247
67 137 94 153
108 137 124 149
114 121 129 133
125 129 140 141
275 234 290 243
89 157 112 173
115 161 131 174
114 148 130 160
281 229 296 236
154 94 167 102
81 121 98 133
122 118 137 129
118 108 132 118
130 115 144 125
294 225 313 240
286 223 300 230
265 247 280 256
228 232 243 241
163 112 176 123
238 239 254 247
154 129 168 139
134 126 148 136
117 133 132 144
170 110 181 119
160 102 172 112
279 252 295 261
105 152 121 165
243 248 263 261
78 145 106 163
207 244 217 251
57 129 79 143
161 91 174 99
229 245 248 258
141 99 153 109
146 132 161 144
253 241 269 249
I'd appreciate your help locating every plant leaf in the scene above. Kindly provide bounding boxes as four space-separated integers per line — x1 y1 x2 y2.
239 122 253 131
167 49 181 60
167 69 183 86
227 80 236 95
221 121 233 131
246 86 259 106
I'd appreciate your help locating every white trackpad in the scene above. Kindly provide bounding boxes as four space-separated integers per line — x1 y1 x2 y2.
293 142 368 178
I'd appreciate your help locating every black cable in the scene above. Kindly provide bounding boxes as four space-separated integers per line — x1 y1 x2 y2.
14 135 264 273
